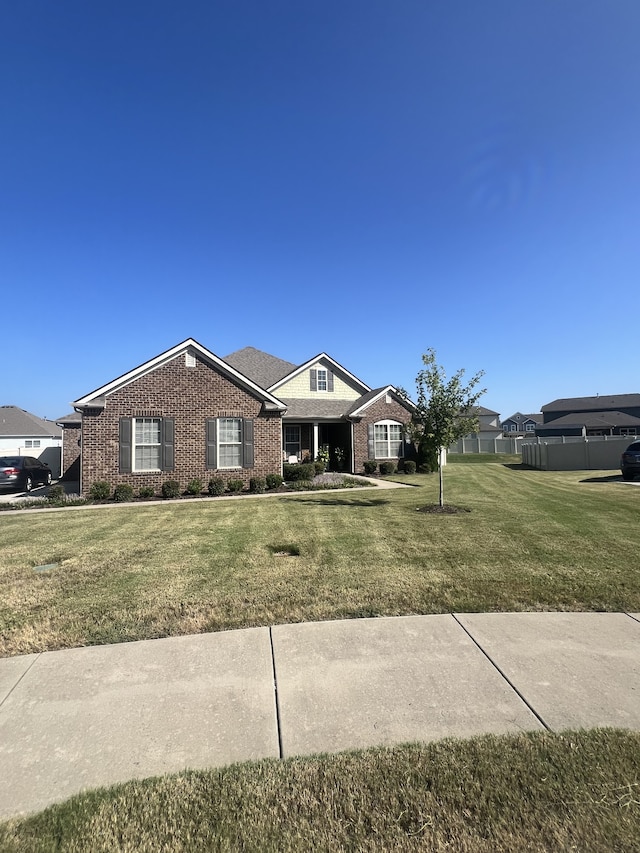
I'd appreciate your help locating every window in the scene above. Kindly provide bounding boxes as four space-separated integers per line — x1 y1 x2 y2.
119 417 174 474
206 418 254 470
373 421 404 459
134 418 161 471
525 423 536 432
317 369 328 391
25 440 41 448
285 425 301 457
218 417 243 468
310 368 333 392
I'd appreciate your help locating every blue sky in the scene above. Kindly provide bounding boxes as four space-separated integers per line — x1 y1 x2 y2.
3 1 639 421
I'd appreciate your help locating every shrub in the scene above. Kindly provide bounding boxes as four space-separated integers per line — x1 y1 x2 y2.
162 480 181 499
403 460 417 474
113 483 134 502
283 462 315 481
138 486 155 498
186 478 203 496
250 477 266 494
208 477 225 496
314 460 326 475
46 484 65 502
265 473 283 490
363 459 378 475
227 478 244 493
89 481 111 500
379 461 396 475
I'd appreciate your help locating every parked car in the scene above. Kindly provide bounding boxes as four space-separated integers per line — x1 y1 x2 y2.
0 456 53 492
620 441 640 481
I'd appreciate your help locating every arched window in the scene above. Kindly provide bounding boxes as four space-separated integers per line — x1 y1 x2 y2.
373 420 404 459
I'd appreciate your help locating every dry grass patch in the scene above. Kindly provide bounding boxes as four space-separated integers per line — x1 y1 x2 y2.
1 730 638 852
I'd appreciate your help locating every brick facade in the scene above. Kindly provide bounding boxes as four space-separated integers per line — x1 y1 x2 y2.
352 395 413 474
79 353 283 496
61 425 81 481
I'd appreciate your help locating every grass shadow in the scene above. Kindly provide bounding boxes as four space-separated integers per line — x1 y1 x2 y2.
580 474 624 484
291 497 390 507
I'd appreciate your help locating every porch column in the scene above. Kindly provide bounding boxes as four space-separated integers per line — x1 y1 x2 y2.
313 422 319 460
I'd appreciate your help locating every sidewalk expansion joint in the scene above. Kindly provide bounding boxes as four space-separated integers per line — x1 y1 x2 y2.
0 653 42 711
451 614 551 732
268 627 284 759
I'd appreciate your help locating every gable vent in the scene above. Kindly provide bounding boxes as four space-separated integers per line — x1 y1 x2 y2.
185 353 196 368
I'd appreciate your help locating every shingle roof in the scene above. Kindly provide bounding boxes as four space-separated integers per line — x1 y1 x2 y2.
222 347 297 389
542 394 640 412
281 398 354 420
503 412 542 424
537 411 640 429
0 406 62 438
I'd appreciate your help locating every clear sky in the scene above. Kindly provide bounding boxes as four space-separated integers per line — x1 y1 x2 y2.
3 1 639 421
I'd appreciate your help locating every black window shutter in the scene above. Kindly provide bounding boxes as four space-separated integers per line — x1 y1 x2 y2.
327 370 334 392
242 418 254 468
206 418 217 469
310 369 317 391
162 418 175 471
367 424 375 459
119 418 132 473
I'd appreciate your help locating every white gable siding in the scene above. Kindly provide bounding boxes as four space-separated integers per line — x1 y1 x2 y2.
276 363 362 400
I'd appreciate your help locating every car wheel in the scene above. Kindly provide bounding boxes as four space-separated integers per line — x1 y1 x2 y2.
46 472 52 485
622 471 634 481
24 476 33 493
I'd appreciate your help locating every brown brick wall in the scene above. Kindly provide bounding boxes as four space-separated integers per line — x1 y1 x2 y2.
61 425 81 481
352 396 413 474
79 353 283 495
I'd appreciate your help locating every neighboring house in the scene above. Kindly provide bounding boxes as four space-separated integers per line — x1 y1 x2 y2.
502 412 542 436
538 394 640 437
0 405 63 477
63 339 414 495
459 406 503 440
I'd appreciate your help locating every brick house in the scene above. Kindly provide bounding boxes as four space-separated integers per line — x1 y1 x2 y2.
62 340 414 495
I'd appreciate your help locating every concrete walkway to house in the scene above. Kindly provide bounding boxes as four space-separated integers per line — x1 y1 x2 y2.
1 611 639 819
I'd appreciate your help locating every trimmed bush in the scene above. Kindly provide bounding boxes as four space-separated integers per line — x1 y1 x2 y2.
227 478 244 493
379 461 397 475
314 460 326 475
283 462 315 482
363 459 378 475
46 484 64 502
89 481 111 500
113 483 134 503
186 478 203 496
265 473 283 490
138 486 155 498
162 480 181 499
403 460 416 474
249 477 266 494
208 477 225 496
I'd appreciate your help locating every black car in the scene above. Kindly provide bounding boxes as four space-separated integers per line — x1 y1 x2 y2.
620 441 640 481
0 456 53 492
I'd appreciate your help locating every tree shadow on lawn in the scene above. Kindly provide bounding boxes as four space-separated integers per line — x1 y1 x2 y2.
290 497 390 507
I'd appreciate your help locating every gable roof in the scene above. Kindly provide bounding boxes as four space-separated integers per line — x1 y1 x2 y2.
222 347 297 389
268 352 371 395
346 387 416 418
475 405 500 416
542 394 640 413
503 412 542 424
73 339 287 411
0 406 62 438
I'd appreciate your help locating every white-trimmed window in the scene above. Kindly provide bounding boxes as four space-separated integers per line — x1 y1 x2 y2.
218 417 243 468
285 425 301 458
374 421 404 459
25 440 41 448
525 422 535 432
317 369 328 391
134 418 161 471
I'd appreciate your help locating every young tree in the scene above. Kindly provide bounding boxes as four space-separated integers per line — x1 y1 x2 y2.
413 349 486 507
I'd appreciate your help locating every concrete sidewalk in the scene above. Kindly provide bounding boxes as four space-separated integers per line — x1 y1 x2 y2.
1 612 639 819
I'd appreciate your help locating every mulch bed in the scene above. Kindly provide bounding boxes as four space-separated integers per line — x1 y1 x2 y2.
416 504 471 514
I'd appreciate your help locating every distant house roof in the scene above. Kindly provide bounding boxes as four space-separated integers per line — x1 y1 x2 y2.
0 406 62 438
222 347 297 389
542 394 640 413
475 405 500 416
536 411 640 430
56 413 82 426
503 412 542 424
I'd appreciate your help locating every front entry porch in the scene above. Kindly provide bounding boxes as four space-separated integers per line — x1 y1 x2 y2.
283 421 353 472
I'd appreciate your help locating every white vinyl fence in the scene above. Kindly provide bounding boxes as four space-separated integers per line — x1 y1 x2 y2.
521 434 637 471
449 436 525 455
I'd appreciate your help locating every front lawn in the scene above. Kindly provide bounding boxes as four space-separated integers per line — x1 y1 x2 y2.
1 730 638 852
1 465 638 656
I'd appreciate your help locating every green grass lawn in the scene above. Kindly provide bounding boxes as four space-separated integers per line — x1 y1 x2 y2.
2 730 638 852
1 464 638 656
